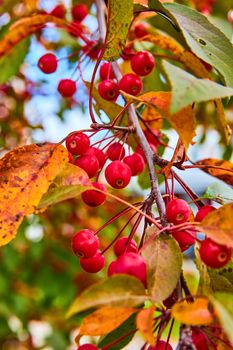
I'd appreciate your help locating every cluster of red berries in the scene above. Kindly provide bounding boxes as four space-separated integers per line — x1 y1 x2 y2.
166 199 232 268
98 51 155 101
76 339 173 350
49 3 88 22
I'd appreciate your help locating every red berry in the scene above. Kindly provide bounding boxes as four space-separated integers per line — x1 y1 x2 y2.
85 147 106 168
107 142 125 161
192 329 209 350
83 41 101 60
144 129 160 147
134 23 149 38
108 252 147 287
58 79 76 98
105 161 131 189
149 340 173 350
195 205 216 222
135 143 157 162
68 152 73 163
119 73 142 96
123 153 145 176
71 229 99 258
38 53 57 74
172 229 196 252
65 132 90 155
78 345 98 350
50 4 66 18
166 199 191 225
121 46 135 60
199 238 232 268
81 182 106 207
131 51 155 76
72 4 88 22
80 251 105 273
99 62 115 80
98 80 119 101
114 237 138 256
75 155 99 178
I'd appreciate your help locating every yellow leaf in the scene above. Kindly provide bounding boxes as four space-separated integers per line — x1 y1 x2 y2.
141 106 163 130
24 0 38 11
200 203 233 247
136 306 156 345
179 51 210 79
0 143 68 246
215 100 232 144
0 15 67 57
79 307 136 336
172 297 213 325
142 34 183 57
195 158 233 186
138 91 196 150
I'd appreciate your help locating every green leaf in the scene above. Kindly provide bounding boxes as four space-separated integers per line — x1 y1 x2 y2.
98 313 136 350
67 275 147 318
103 0 133 61
194 245 212 295
163 61 233 113
0 38 30 84
164 2 233 87
37 163 90 209
203 182 233 204
142 235 182 303
211 294 233 345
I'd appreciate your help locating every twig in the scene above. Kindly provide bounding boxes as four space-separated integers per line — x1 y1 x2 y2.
95 0 107 44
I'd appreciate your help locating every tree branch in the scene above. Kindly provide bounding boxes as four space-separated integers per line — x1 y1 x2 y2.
95 0 107 44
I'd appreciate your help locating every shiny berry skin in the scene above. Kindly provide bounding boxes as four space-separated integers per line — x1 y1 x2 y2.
71 229 99 258
105 161 131 189
77 345 98 350
65 132 90 155
199 238 232 268
80 251 105 273
84 147 106 168
119 74 142 96
144 129 160 147
72 4 88 22
166 198 191 225
98 80 119 101
81 182 106 207
99 62 115 80
107 142 125 161
38 53 57 74
148 340 173 350
131 51 155 76
135 143 157 162
172 230 196 252
134 23 149 38
123 153 145 176
114 237 138 256
192 329 209 350
68 152 73 163
108 252 147 287
195 205 216 222
75 155 99 178
50 4 66 18
57 79 76 98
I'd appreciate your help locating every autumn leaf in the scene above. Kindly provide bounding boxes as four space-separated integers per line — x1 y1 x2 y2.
172 297 213 325
136 306 156 345
0 143 68 246
138 91 196 150
141 106 163 130
79 307 136 336
195 158 233 186
0 15 67 57
200 203 233 248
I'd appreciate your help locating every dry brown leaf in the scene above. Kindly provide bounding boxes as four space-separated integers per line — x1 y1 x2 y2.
0 143 68 246
172 297 213 325
136 306 156 345
195 158 233 186
79 306 136 336
200 203 233 247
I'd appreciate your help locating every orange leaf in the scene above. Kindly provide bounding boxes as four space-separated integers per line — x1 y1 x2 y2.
172 297 213 325
195 158 233 186
79 306 136 336
0 143 68 246
138 91 196 150
0 15 67 58
141 106 163 130
136 306 156 345
200 203 233 247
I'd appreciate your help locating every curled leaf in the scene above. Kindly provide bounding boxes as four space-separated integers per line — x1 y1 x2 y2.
195 158 233 186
